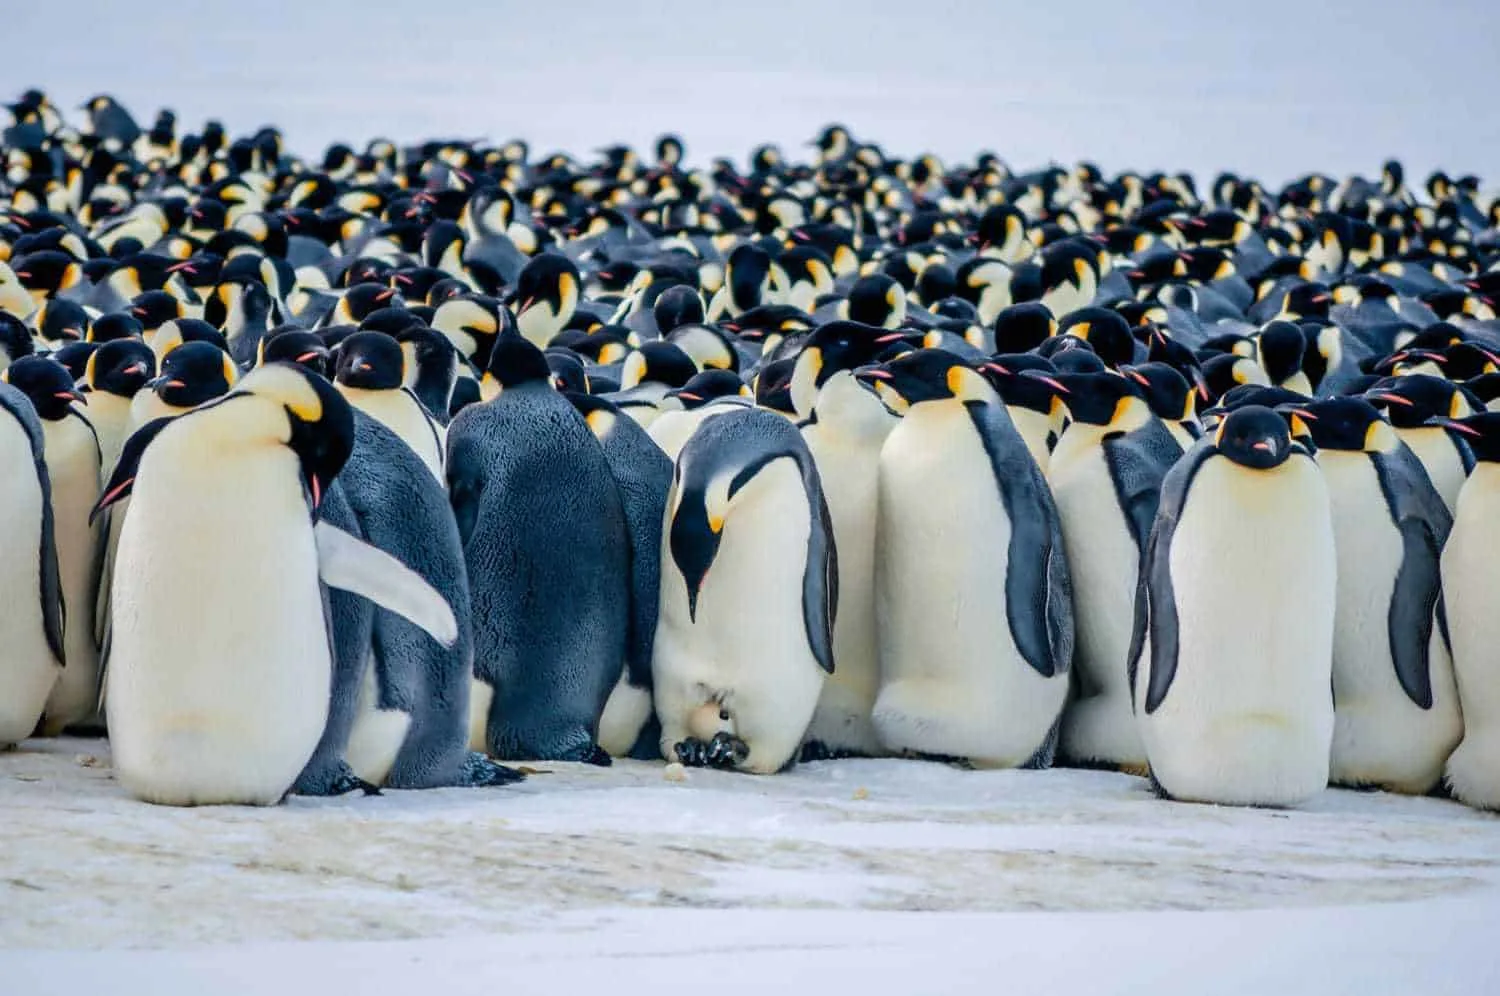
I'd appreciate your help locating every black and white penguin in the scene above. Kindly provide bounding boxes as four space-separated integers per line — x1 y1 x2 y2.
1298 397 1461 794
654 407 836 773
645 369 754 460
82 338 156 478
1131 406 1336 807
1364 375 1475 512
862 350 1073 767
1441 413 1500 810
448 333 628 763
1048 372 1183 771
513 253 580 349
333 331 445 483
95 364 461 805
0 380 65 747
4 357 102 735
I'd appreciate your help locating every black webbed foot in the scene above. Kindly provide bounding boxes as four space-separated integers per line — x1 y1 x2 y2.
582 744 614 767
675 732 750 770
463 751 527 787
329 770 383 796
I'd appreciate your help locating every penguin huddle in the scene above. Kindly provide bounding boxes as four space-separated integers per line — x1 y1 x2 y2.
3 92 1500 813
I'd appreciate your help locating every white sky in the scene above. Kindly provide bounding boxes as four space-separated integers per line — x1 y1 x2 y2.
10 0 1499 186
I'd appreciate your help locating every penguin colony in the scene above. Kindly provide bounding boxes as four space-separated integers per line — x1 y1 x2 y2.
1 90 1499 812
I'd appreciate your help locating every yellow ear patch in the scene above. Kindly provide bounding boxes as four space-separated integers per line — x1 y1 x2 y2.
84 351 99 387
1363 420 1398 453
1072 322 1092 342
223 354 240 388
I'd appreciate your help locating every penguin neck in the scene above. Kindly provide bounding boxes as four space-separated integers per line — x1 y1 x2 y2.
811 372 899 441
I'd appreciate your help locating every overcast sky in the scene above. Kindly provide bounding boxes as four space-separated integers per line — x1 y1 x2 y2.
10 1 1498 186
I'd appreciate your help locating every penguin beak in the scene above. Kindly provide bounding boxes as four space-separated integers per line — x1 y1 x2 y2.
122 362 149 376
1428 417 1481 438
296 351 321 364
1251 440 1274 452
1367 392 1414 407
56 390 86 405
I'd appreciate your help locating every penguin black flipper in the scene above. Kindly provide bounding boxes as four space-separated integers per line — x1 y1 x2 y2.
1103 418 1184 556
1130 437 1218 714
795 447 838 675
0 384 67 666
1372 445 1453 710
965 398 1073 677
91 417 175 524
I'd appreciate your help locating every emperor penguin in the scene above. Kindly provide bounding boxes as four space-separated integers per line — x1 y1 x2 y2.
1300 397 1461 795
82 338 157 478
4 357 103 735
128 342 239 432
567 392 673 760
448 332 629 763
645 370 754 460
333 330 446 483
0 381 66 747
799 355 900 758
512 254 580 349
1365 376 1475 512
654 407 836 773
1439 413 1500 810
976 354 1070 472
1047 372 1183 771
862 349 1073 768
1131 406 1336 807
94 364 461 806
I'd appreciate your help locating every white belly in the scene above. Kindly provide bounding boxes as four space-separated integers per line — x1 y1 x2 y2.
801 417 889 755
1137 456 1336 806
0 420 61 745
653 459 825 774
872 403 1067 767
342 387 445 483
106 445 331 806
1442 468 1500 810
343 654 412 787
1320 453 1461 793
1048 432 1146 767
40 415 102 732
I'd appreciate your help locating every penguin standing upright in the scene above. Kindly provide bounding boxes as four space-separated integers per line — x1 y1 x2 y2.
863 350 1073 767
95 364 461 806
0 381 66 747
1300 398 1461 795
1132 406 1336 807
448 333 629 762
654 407 836 773
1047 372 1182 771
4 357 102 735
1439 413 1500 810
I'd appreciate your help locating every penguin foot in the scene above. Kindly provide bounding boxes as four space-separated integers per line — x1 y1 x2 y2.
799 740 869 763
462 752 527 787
674 732 749 770
582 744 613 767
328 771 383 797
1146 767 1175 801
900 750 974 770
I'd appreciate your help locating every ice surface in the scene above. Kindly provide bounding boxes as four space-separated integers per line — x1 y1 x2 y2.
1 738 1497 993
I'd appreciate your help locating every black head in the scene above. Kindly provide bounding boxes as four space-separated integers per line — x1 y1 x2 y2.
341 283 402 324
801 320 894 386
484 332 551 391
1052 371 1147 427
992 302 1056 353
754 357 797 413
1299 397 1391 453
1443 413 1500 463
514 253 580 314
12 249 82 296
334 331 404 391
673 369 750 409
88 311 145 344
34 298 91 345
1441 341 1500 381
1060 308 1135 369
1201 353 1269 404
86 339 155 398
261 329 331 378
1256 320 1308 384
0 313 34 366
152 342 237 408
1215 405 1297 469
544 348 589 393
978 353 1068 415
624 341 698 389
1283 282 1332 319
653 284 705 334
358 305 422 337
725 243 772 308
127 290 184 332
49 341 98 381
1209 383 1314 416
158 317 230 354
1123 362 1196 422
846 274 905 327
2 356 85 420
854 348 988 412
1365 374 1471 427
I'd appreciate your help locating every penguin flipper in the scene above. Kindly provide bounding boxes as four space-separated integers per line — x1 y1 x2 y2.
38 450 67 669
1373 448 1453 709
1136 439 1217 714
795 449 838 675
313 520 459 648
966 399 1072 677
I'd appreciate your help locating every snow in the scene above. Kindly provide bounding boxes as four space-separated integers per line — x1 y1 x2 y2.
2 737 1498 993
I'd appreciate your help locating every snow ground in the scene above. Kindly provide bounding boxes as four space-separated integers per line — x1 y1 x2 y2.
2 737 1498 993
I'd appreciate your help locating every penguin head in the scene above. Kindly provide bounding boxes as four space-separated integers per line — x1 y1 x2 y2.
724 244 773 311
1123 362 1197 423
666 323 740 374
978 354 1069 416
49 342 99 382
152 318 230 360
149 341 238 408
753 357 797 415
1255 320 1309 386
853 348 993 415
231 363 355 512
482 332 551 395
260 329 332 378
11 249 83 302
87 312 145 344
34 298 92 346
992 302 1056 354
790 320 895 416
85 339 156 399
619 341 698 390
334 331 404 391
1 356 85 420
1054 371 1151 429
544 348 589 394
846 273 907 329
1214 405 1299 470
336 283 402 326
128 290 185 333
671 369 752 410
652 284 705 334
1438 413 1500 463
1298 397 1394 453
1365 374 1473 429
1201 352 1271 404
0 313 35 371
1059 308 1135 369
430 293 502 369
513 253 580 322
